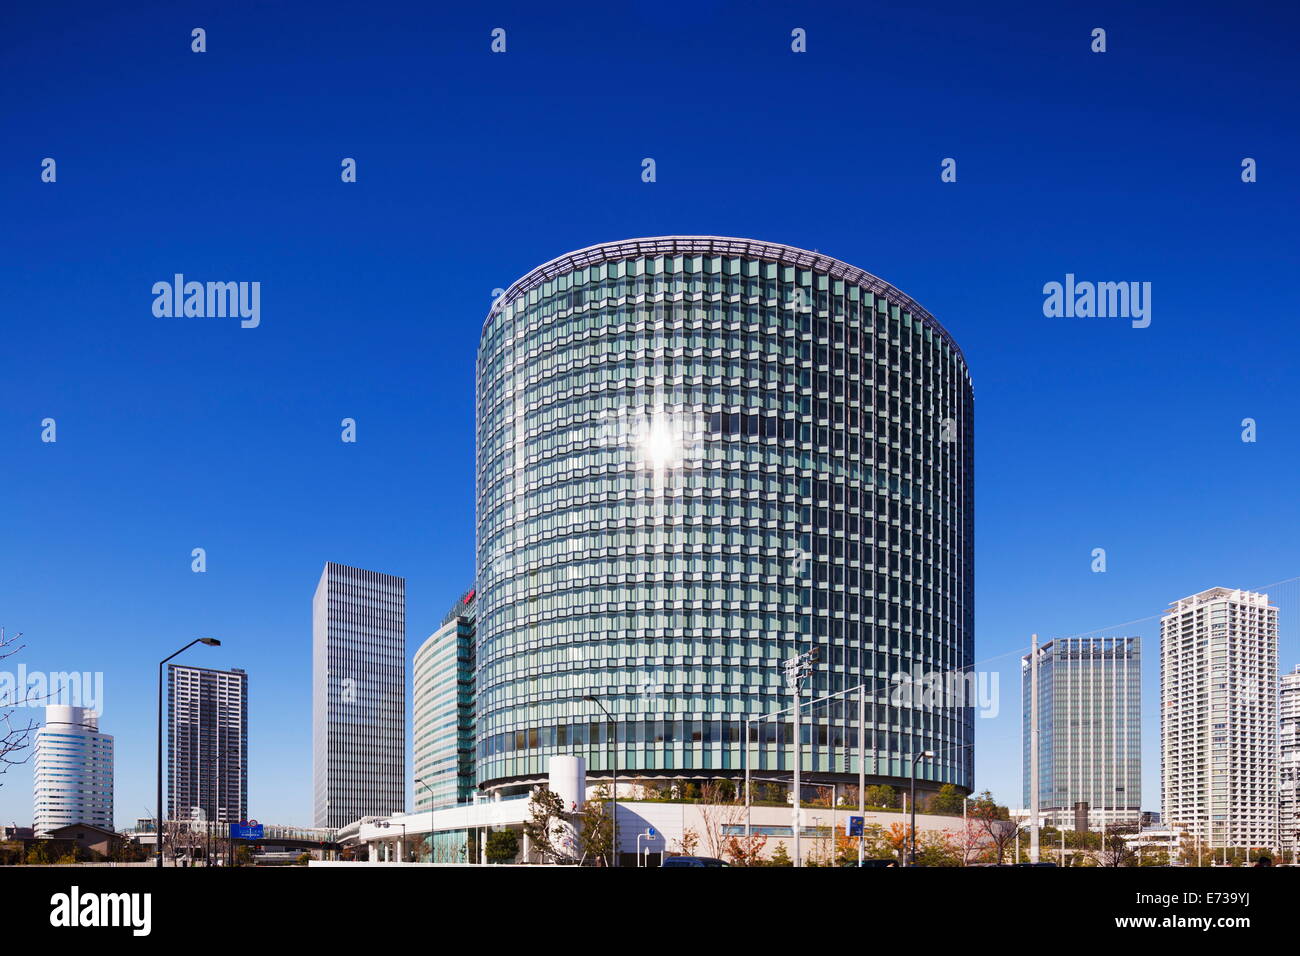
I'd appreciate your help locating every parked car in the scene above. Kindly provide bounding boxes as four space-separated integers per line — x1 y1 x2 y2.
1013 861 1058 867
842 858 899 867
660 856 728 867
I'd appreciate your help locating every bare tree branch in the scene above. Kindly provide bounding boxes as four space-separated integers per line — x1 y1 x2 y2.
0 628 39 783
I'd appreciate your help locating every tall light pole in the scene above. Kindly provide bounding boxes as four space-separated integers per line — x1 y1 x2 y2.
584 695 617 867
858 687 866 868
415 777 436 864
783 647 819 867
157 638 221 867
1029 634 1040 863
907 750 935 866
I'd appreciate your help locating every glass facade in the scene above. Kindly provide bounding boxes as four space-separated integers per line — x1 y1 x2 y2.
312 562 407 828
413 589 477 811
1022 637 1141 828
475 237 974 796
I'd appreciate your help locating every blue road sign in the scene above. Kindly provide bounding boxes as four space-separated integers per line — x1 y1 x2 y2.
847 816 864 837
230 822 264 840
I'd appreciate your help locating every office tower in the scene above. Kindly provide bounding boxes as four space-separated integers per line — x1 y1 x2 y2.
313 561 406 828
33 705 114 835
1021 637 1141 830
475 237 974 798
1280 664 1300 856
1161 587 1279 850
413 587 477 811
167 665 247 825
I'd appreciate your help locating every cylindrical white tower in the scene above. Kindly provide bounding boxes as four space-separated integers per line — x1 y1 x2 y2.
34 705 114 835
548 755 587 811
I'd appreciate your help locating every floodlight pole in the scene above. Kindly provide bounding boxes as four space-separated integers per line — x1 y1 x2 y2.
1030 633 1041 863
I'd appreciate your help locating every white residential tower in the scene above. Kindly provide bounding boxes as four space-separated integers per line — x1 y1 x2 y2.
1160 587 1279 851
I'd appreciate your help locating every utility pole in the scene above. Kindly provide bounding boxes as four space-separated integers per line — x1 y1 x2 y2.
1029 633 1041 864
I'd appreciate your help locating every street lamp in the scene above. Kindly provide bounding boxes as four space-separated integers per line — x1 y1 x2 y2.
906 750 935 867
782 646 819 867
583 695 617 867
415 777 436 865
157 638 221 868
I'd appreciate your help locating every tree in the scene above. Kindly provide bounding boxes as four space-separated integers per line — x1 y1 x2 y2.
769 842 793 867
638 779 668 801
485 829 520 864
0 629 38 786
576 788 613 865
957 814 989 865
929 784 965 815
26 841 54 865
696 781 746 859
522 787 576 864
834 828 861 866
723 831 768 866
1091 827 1138 867
914 829 962 866
1137 847 1170 866
883 822 913 861
675 827 700 857
405 834 430 863
759 781 787 805
1176 832 1204 867
864 785 895 809
968 791 1019 863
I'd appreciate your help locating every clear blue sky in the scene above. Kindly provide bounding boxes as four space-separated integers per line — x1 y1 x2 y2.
2 0 1298 828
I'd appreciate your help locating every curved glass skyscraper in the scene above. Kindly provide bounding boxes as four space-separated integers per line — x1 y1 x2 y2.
475 237 973 799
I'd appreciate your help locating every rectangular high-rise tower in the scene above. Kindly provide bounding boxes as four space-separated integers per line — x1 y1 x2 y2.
1280 664 1300 856
1022 637 1141 830
167 665 247 825
1161 587 1279 851
313 562 406 828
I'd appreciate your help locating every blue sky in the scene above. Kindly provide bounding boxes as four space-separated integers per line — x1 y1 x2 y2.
2 0 1298 827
